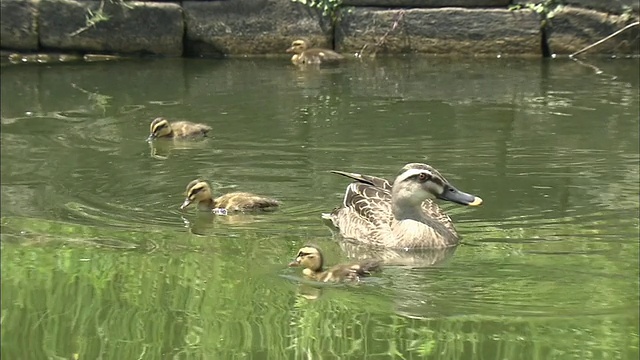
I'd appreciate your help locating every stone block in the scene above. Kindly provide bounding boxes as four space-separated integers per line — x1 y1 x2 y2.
547 6 640 55
336 7 541 56
1 0 40 51
39 0 183 56
342 0 511 7
183 0 332 57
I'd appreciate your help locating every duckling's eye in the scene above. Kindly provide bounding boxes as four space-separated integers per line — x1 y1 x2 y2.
418 173 430 182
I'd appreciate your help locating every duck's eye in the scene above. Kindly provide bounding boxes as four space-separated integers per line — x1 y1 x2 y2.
418 173 430 181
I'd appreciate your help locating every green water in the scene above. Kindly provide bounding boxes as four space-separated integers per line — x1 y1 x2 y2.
1 57 638 360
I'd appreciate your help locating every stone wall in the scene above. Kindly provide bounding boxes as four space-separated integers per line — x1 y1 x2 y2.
1 0 638 58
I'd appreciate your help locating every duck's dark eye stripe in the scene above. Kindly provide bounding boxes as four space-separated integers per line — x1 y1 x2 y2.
190 187 203 196
153 123 167 132
431 177 444 187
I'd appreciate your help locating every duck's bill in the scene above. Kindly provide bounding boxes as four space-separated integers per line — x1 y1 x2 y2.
146 134 156 142
285 47 295 53
438 185 483 206
180 198 192 210
288 260 300 267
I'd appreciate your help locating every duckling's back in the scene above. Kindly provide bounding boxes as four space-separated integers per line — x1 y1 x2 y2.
297 48 345 65
172 121 212 138
214 192 280 212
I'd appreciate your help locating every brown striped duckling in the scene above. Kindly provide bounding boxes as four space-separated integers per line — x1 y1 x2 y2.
323 164 483 249
147 117 212 141
288 245 382 283
286 39 345 65
180 180 280 214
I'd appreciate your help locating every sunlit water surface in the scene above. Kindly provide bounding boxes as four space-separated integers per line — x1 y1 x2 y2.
1 57 638 359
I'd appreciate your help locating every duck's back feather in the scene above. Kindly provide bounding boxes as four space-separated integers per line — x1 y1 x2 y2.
172 121 212 138
317 259 382 282
330 170 392 190
328 182 393 247
296 48 345 64
214 192 280 212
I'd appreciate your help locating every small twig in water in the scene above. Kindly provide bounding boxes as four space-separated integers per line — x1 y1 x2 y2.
569 21 639 58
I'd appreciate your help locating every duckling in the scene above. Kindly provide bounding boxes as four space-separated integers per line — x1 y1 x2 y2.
147 117 212 141
288 245 382 283
286 39 345 65
180 180 280 213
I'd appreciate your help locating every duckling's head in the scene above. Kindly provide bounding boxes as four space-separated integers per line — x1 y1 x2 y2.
286 39 309 54
147 117 172 141
180 180 213 210
288 245 324 272
392 168 483 208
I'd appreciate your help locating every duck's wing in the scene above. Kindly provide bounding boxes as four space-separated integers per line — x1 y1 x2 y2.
322 260 382 282
172 121 212 137
308 48 345 61
326 182 393 246
421 199 456 233
330 170 392 191
215 192 280 212
193 123 213 135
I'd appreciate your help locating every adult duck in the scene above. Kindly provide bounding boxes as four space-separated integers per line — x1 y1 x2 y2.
323 163 483 249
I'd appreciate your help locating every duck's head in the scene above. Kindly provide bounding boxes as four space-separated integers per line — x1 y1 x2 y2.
180 180 213 210
288 245 324 272
147 117 172 141
397 162 432 174
392 167 483 208
286 39 309 54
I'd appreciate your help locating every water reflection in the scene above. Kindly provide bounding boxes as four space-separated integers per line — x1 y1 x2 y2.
338 241 458 268
148 138 217 160
181 212 277 235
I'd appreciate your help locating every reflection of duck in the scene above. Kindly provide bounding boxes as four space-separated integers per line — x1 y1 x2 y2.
180 180 280 213
288 245 381 283
286 39 345 65
146 117 211 141
338 241 458 268
323 163 483 249
180 213 263 236
148 137 212 160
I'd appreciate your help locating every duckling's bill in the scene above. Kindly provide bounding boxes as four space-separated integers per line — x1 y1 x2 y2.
437 185 483 206
288 259 301 267
180 198 193 210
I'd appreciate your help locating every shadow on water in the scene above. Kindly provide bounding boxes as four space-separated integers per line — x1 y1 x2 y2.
1 57 639 359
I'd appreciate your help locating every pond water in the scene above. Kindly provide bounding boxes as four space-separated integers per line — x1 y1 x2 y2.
1 56 638 360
